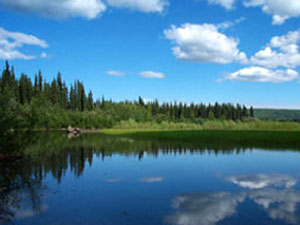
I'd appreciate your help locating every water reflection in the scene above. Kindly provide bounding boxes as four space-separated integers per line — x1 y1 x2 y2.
1 132 300 224
0 162 47 223
140 177 164 183
165 192 245 225
166 174 300 225
227 174 297 189
3 132 255 184
249 189 300 224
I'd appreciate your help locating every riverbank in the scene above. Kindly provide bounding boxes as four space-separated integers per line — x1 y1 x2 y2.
4 119 300 136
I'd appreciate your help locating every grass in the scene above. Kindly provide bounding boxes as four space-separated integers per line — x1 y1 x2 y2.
109 119 300 131
101 119 300 150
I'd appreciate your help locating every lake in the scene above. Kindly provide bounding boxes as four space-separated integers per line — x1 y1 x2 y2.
1 132 300 225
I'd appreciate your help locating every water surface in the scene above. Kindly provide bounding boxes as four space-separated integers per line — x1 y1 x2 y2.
1 132 300 225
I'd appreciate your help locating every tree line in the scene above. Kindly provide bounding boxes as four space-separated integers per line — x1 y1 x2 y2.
0 61 254 131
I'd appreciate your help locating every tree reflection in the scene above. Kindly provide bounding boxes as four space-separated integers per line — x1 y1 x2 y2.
1 132 300 224
0 155 47 223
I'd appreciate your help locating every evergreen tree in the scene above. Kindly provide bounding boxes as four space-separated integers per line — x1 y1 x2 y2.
138 96 144 106
242 105 248 118
50 79 58 106
38 70 43 94
19 73 28 105
250 106 254 118
34 75 39 97
69 85 76 110
87 91 94 111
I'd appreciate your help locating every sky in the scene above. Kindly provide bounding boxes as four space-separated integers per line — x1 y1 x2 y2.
1 0 300 109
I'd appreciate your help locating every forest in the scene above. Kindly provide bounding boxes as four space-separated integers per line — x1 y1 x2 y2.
0 61 255 134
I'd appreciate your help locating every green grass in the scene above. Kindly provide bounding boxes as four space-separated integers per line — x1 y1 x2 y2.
108 119 300 131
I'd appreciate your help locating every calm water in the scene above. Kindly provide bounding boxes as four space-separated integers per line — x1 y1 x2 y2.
1 132 300 225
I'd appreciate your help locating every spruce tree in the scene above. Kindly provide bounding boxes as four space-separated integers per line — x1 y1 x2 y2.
250 106 254 118
87 91 94 111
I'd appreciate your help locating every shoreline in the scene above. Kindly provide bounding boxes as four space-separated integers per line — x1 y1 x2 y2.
18 127 300 134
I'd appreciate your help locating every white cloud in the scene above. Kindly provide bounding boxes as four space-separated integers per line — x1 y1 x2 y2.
40 52 48 58
250 30 300 68
208 0 236 10
107 70 125 76
224 66 298 83
106 0 169 13
0 0 106 20
244 0 300 25
223 30 300 83
227 174 297 189
216 17 245 30
140 177 164 183
0 27 48 60
139 71 165 79
164 23 247 64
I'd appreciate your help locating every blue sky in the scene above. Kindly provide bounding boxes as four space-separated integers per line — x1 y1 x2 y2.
1 0 300 109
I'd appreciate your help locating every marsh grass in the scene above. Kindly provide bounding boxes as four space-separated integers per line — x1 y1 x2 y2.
111 119 300 131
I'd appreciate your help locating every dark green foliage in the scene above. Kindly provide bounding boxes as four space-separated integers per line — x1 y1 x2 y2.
0 62 254 131
250 106 254 118
254 108 300 121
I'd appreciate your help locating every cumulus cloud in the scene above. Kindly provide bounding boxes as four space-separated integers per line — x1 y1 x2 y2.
250 30 300 69
243 0 300 25
107 70 125 76
224 66 298 83
0 27 48 60
164 23 247 64
165 192 245 225
139 71 165 79
0 0 168 19
0 0 106 20
227 174 297 189
223 30 300 83
106 0 169 13
0 0 106 19
207 0 236 10
140 177 164 183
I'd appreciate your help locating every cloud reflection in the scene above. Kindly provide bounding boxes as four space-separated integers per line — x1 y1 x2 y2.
166 173 300 225
140 177 164 183
165 192 245 225
227 174 297 189
249 189 300 224
106 178 122 183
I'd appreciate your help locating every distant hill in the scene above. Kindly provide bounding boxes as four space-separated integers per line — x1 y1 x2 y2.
254 109 300 121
